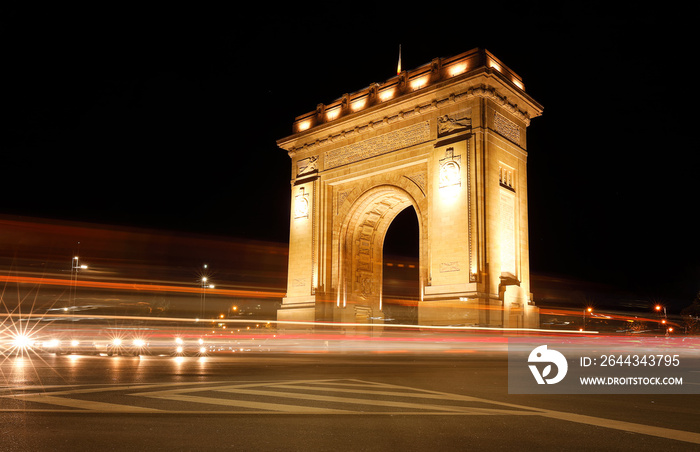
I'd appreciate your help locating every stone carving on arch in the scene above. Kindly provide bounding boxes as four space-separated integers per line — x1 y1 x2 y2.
335 183 426 313
335 187 356 216
333 169 428 224
403 172 427 196
437 114 471 137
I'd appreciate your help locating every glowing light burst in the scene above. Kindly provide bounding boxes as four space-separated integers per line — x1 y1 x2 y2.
10 332 34 350
0 274 65 388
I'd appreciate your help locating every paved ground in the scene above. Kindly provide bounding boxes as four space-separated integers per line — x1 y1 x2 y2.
1 351 699 451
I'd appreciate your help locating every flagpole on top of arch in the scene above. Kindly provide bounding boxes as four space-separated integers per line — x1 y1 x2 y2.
397 44 402 74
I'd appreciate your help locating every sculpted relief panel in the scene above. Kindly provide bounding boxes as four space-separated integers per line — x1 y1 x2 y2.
324 121 430 169
296 156 318 176
437 114 471 137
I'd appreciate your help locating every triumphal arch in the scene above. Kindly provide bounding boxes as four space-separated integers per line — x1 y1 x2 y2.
277 48 543 328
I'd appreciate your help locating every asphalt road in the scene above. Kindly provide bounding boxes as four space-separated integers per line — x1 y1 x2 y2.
1 350 699 451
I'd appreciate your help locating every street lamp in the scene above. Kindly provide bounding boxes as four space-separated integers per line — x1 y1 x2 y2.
69 255 88 311
583 307 592 330
200 274 215 318
655 304 667 332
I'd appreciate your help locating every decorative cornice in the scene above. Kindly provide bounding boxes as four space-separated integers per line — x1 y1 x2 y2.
286 84 531 157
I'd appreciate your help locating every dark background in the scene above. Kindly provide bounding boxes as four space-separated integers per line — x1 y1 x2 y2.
3 5 697 310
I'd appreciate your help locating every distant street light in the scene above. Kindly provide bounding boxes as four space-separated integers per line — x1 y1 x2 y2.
69 254 88 311
655 304 667 332
200 265 215 318
582 307 592 330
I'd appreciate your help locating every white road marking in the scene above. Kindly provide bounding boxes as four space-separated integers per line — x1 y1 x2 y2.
270 383 486 402
352 381 700 445
7 393 161 413
2 379 699 444
136 392 353 414
537 410 700 445
216 387 502 414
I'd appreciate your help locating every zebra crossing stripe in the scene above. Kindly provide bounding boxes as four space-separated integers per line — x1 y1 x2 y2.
7 393 161 413
136 392 354 414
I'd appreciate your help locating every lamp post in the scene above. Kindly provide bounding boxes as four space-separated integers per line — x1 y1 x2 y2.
200 272 215 319
655 304 668 334
582 307 592 330
70 255 88 311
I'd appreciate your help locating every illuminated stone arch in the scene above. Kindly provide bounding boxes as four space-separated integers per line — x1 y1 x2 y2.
277 48 543 328
335 184 426 321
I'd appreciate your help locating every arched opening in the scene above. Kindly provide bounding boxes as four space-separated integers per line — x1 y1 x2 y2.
335 185 424 324
382 206 420 324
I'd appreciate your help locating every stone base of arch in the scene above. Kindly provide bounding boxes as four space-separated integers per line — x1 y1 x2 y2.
277 292 388 334
418 299 487 327
502 285 540 329
417 297 538 329
278 291 539 331
276 297 315 330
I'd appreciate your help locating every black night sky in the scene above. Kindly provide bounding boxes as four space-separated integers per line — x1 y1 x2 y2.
3 6 697 310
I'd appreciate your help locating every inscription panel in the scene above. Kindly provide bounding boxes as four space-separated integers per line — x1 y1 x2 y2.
494 112 521 144
325 122 430 169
